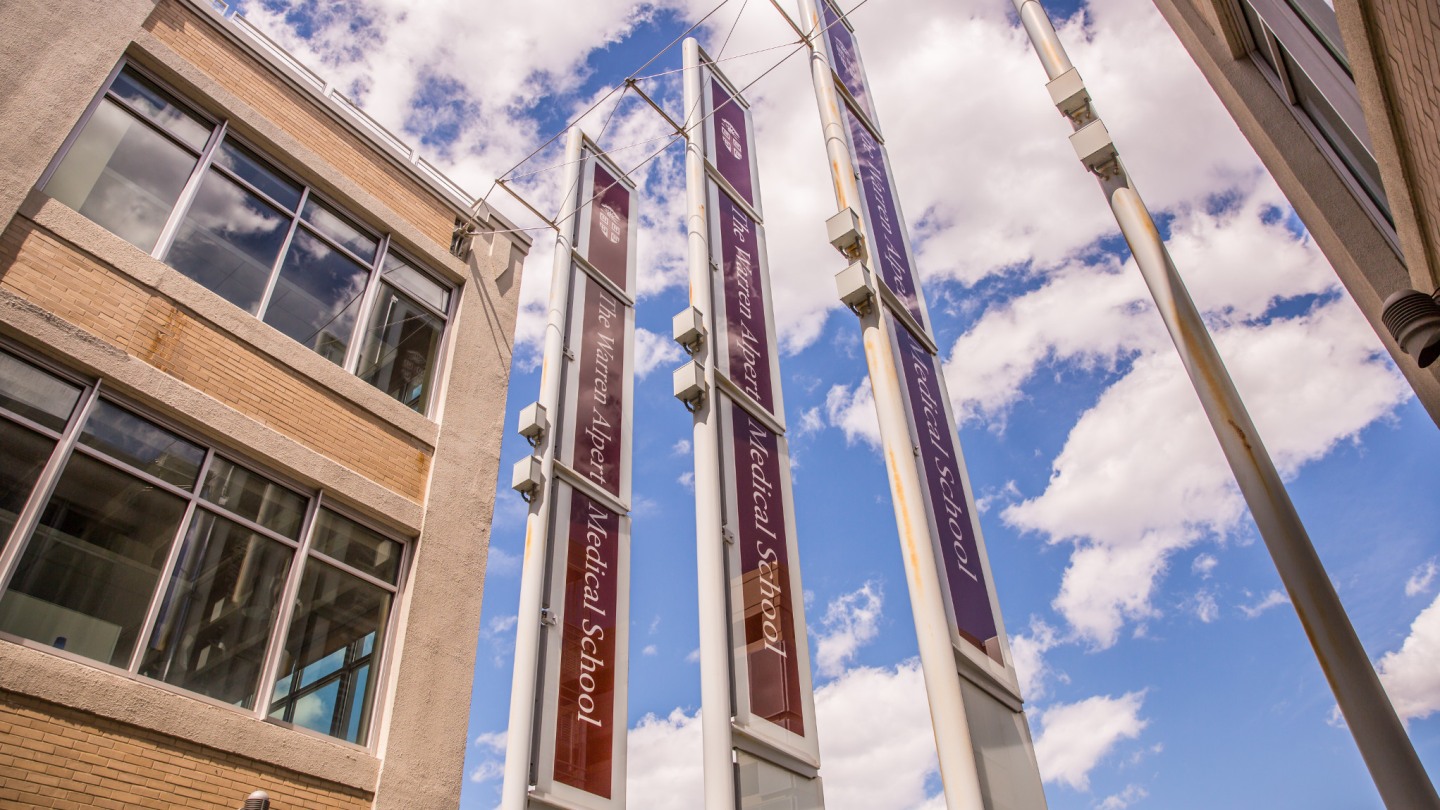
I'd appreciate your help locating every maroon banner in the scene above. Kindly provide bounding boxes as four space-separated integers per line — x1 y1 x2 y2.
845 104 925 329
730 406 805 735
820 0 877 126
709 77 755 206
893 322 999 661
715 192 775 414
553 489 622 797
571 274 626 498
585 162 632 292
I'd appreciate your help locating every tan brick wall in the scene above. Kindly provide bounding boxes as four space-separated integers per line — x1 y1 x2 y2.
0 690 371 810
1369 0 1440 274
142 0 457 250
0 218 431 502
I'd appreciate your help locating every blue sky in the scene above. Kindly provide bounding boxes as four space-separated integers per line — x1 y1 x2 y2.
239 1 1440 807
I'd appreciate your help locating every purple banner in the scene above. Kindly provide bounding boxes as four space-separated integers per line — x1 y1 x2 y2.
846 104 925 329
820 0 876 126
894 323 999 661
729 406 805 735
553 490 622 798
585 161 631 293
570 274 626 498
709 77 755 206
715 192 775 414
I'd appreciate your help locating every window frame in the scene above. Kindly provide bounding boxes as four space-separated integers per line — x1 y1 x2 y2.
0 341 411 750
38 59 458 418
1233 0 1400 255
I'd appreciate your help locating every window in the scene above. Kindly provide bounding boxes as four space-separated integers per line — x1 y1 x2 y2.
0 347 407 746
1238 0 1392 231
43 64 454 415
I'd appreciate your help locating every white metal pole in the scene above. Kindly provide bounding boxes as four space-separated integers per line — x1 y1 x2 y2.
500 126 585 810
683 36 740 810
798 3 987 808
1013 2 1439 806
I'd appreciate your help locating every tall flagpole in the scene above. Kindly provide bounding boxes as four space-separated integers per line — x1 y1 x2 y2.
680 36 739 810
501 126 585 810
1013 2 1439 807
797 2 1046 807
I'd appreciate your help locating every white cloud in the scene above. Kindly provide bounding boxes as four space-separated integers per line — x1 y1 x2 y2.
635 327 684 379
814 661 943 810
642 644 659 657
1239 590 1289 619
1034 692 1148 791
1097 784 1149 810
1375 591 1440 723
1192 553 1218 579
796 406 825 438
672 438 692 455
812 582 884 679
469 730 507 784
1191 590 1219 623
678 470 695 490
824 381 880 448
1010 617 1063 702
626 708 705 810
485 545 521 577
1406 559 1438 597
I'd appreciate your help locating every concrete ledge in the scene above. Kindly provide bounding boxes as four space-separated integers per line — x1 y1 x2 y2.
0 641 380 794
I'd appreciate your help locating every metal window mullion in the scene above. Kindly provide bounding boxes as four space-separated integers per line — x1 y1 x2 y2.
153 121 228 261
192 502 305 550
256 187 308 321
344 236 389 373
0 408 66 444
356 509 411 749
66 442 204 501
253 484 321 722
0 382 103 597
126 449 213 674
307 551 398 593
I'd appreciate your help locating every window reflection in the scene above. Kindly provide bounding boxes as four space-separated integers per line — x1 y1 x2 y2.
309 508 402 583
201 457 306 540
0 422 55 553
269 557 390 744
358 286 443 414
0 351 81 431
45 99 200 252
301 198 376 262
0 454 188 667
79 399 204 491
140 512 293 707
167 170 291 313
263 229 370 365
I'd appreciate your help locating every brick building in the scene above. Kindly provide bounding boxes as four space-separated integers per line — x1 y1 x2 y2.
1149 0 1440 424
0 1 530 807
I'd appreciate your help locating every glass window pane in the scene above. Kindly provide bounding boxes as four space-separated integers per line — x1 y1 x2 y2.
0 421 57 554
79 399 204 491
166 169 292 314
139 511 293 707
268 560 391 743
0 454 187 667
1286 53 1391 219
357 285 443 414
213 140 301 212
310 509 402 584
0 351 82 431
108 68 212 151
381 252 449 313
264 229 370 365
200 457 306 540
301 198 376 262
44 99 201 252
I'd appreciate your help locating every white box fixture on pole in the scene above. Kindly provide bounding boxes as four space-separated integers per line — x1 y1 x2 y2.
501 129 638 810
799 1 1048 807
678 38 826 809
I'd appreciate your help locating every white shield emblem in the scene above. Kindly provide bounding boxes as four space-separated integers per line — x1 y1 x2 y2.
597 202 624 244
720 119 744 161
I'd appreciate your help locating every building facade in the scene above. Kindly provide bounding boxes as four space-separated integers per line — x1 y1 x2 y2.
0 1 529 808
1148 0 1440 424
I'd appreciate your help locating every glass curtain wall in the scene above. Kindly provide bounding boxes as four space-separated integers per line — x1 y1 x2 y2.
0 347 406 745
